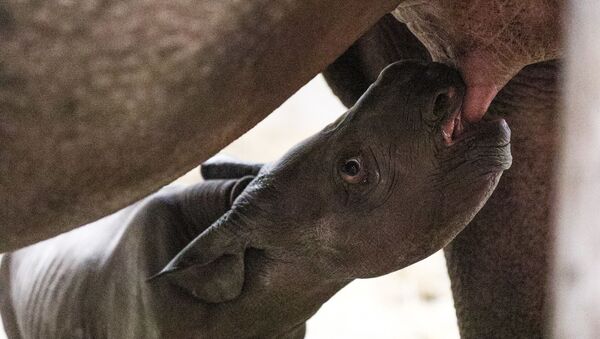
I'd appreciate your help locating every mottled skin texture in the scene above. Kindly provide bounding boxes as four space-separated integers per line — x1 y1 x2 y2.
0 62 512 338
0 1 561 337
323 16 559 339
393 0 562 122
0 0 402 251
0 1 561 253
444 62 558 339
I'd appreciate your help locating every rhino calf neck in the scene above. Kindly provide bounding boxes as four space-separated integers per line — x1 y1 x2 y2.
0 61 511 338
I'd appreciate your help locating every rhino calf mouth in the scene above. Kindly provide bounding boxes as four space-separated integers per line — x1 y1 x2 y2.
444 117 512 173
421 62 511 172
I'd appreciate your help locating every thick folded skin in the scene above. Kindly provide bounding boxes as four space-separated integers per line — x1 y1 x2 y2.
0 181 242 338
0 0 401 251
0 2 563 336
393 0 563 122
0 0 562 254
323 12 560 337
323 14 431 107
444 61 559 339
0 62 513 338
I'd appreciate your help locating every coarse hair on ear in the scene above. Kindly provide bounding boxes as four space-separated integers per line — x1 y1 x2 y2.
149 215 248 303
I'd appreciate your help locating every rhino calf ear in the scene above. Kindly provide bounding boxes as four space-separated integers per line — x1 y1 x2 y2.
164 253 245 303
201 155 263 180
150 221 248 303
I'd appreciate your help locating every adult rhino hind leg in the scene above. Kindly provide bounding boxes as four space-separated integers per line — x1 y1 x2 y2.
444 61 560 339
323 14 430 107
323 16 559 338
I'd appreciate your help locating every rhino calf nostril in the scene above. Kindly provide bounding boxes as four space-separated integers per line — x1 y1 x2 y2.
433 92 450 117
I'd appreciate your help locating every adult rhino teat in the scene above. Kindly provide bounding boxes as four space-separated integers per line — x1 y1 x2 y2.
393 0 563 124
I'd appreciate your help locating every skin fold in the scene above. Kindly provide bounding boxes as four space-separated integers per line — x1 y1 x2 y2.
0 2 562 337
0 0 401 251
0 0 562 253
445 61 559 339
324 15 560 339
393 0 563 123
0 62 511 338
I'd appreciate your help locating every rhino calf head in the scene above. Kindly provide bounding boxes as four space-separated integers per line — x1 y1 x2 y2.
155 61 512 310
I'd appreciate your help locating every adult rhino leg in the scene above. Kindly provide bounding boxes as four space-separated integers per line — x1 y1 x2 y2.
0 0 402 251
323 18 560 337
323 14 430 107
444 61 560 339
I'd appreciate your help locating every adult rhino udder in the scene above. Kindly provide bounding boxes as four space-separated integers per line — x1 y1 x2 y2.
393 0 563 134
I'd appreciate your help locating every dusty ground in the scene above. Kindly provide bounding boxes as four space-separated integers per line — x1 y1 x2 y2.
0 76 459 339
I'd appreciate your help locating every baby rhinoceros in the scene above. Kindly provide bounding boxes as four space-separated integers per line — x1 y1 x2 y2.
0 61 511 339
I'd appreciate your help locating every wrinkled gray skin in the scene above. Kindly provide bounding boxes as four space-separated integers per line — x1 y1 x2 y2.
1 2 559 337
0 0 560 253
324 15 559 339
0 62 511 338
0 0 403 252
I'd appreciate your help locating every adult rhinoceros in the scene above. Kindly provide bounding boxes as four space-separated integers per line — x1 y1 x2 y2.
0 1 562 338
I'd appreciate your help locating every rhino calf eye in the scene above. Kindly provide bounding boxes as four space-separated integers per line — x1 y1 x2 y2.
342 159 360 175
340 158 366 184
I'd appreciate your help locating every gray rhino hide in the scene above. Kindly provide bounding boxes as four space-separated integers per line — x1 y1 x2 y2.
0 62 511 338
